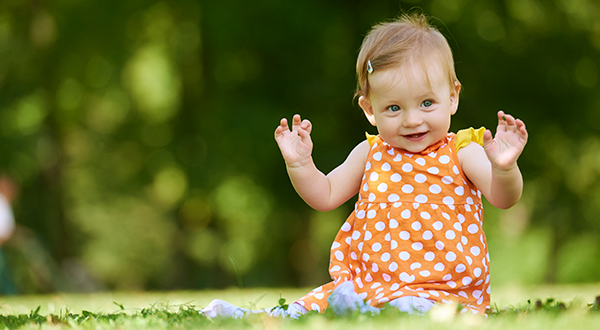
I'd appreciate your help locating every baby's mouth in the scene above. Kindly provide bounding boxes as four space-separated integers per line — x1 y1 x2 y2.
403 132 427 139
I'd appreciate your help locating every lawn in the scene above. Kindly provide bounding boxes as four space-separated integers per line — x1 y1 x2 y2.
0 284 599 329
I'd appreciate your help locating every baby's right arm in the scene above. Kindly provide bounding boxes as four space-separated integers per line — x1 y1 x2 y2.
274 114 369 212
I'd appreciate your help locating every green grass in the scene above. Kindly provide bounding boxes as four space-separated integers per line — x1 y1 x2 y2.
0 285 599 329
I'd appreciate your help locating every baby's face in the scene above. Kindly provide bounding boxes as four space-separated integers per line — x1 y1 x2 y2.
360 62 460 153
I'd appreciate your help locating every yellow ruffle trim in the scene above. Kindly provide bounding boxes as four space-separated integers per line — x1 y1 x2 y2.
455 127 486 151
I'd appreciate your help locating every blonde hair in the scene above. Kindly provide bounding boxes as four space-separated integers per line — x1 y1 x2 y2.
355 13 460 99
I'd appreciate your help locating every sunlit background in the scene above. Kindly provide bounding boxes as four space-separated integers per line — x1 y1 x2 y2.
0 0 599 294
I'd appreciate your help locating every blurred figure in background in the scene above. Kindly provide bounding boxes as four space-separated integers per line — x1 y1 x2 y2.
0 175 18 294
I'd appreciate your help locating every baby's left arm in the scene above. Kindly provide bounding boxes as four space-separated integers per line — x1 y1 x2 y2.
458 110 528 209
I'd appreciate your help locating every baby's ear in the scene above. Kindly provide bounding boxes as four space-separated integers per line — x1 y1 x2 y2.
450 81 461 115
359 96 377 126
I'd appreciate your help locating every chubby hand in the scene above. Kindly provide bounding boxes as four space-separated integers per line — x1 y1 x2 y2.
274 114 313 167
483 110 528 171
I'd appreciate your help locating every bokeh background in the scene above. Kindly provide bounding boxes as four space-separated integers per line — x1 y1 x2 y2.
0 0 599 294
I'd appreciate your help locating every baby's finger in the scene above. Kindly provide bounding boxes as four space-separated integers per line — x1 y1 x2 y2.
291 114 303 131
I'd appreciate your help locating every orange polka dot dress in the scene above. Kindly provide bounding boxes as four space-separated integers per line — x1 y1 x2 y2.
295 130 491 315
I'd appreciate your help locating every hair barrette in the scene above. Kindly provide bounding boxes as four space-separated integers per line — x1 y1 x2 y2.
367 60 373 74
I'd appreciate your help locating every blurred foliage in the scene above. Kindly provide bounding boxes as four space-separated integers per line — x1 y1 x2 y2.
0 0 599 293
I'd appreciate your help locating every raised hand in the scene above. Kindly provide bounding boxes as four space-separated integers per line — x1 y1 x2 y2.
482 110 528 171
274 114 314 168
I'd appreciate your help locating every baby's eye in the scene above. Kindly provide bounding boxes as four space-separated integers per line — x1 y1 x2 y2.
387 105 400 112
422 100 433 107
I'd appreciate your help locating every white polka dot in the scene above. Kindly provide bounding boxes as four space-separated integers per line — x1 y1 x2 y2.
443 274 452 281
455 264 466 273
365 161 371 171
427 167 440 175
467 224 479 234
415 158 426 166
456 243 463 252
335 251 344 261
399 231 410 240
461 236 468 245
435 241 445 250
419 270 431 277
399 251 410 260
411 221 422 231
371 242 382 252
391 283 400 291
356 278 363 288
390 173 402 182
422 230 433 240
362 253 370 262
381 252 391 262
330 265 341 272
411 242 423 251
442 212 451 220
373 152 382 161
381 162 391 171
364 231 372 240
370 172 379 181
443 196 455 205
420 212 431 220
462 277 472 286
341 222 351 232
447 281 457 288
391 240 398 249
458 291 468 299
401 209 411 219
393 154 402 162
457 214 466 223
445 230 456 240
453 222 462 231
388 219 398 229
470 246 481 256
474 267 482 278
415 194 428 203
375 221 386 231
424 252 435 261
378 183 388 192
389 262 399 272
383 274 392 282
439 155 450 164
452 165 460 175
367 210 377 219
410 262 421 270
345 237 351 245
434 263 445 271
331 242 341 250
466 256 473 265
454 186 465 196
314 292 325 299
429 184 442 194
414 174 427 183
352 231 361 240
388 194 400 202
363 183 369 191
365 273 373 283
466 197 474 205
446 251 457 262
402 184 414 193
311 303 321 312
441 176 454 184
368 193 376 202
384 233 391 241
402 163 413 172
473 290 482 299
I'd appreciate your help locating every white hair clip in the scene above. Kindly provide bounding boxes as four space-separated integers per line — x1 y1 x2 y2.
367 60 373 74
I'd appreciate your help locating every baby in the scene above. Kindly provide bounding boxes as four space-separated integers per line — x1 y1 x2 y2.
202 12 528 318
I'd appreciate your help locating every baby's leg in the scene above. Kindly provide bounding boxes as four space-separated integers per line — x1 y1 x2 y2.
200 299 308 319
388 296 435 314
